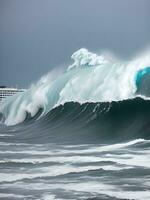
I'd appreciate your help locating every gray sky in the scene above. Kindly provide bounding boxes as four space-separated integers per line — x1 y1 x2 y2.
0 0 150 88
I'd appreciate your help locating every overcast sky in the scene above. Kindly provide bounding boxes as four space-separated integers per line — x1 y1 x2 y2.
0 0 150 88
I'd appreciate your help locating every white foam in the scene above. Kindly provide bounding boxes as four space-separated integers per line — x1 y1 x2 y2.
10 181 150 200
0 165 101 183
0 193 32 198
0 139 146 155
55 181 150 200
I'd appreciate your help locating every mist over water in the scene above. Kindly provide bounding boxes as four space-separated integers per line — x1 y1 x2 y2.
0 49 150 200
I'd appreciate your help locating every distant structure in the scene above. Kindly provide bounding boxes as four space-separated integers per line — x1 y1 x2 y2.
0 86 25 101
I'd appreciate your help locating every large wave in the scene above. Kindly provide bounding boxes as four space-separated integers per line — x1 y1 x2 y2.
1 48 150 126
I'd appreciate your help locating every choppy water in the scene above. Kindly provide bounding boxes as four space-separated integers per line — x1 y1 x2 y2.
0 136 150 200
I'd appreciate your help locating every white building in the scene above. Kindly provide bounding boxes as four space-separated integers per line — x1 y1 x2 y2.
0 86 25 101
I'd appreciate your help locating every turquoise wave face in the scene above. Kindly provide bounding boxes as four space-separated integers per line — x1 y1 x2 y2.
135 67 150 88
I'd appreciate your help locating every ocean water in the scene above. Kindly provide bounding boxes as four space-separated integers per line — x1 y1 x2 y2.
0 49 150 200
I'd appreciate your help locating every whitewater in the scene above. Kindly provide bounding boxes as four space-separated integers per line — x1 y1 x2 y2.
1 48 150 126
0 49 150 200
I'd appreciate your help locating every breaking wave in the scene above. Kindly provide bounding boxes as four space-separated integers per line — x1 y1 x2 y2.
1 49 150 200
1 48 150 126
